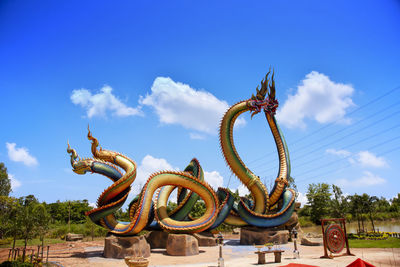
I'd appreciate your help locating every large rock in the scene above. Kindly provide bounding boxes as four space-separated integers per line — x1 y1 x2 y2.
146 231 169 249
66 233 83 241
104 235 150 259
166 234 199 256
283 212 299 229
193 232 217 247
240 226 289 245
301 236 323 246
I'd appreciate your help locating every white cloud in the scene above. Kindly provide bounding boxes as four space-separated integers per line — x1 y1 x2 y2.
326 149 388 168
127 155 224 205
204 171 224 190
237 184 250 196
71 85 142 118
189 133 206 140
140 77 245 135
131 155 177 196
296 192 308 207
356 151 387 168
336 171 386 187
326 148 351 157
8 174 21 191
277 71 355 129
6 142 38 166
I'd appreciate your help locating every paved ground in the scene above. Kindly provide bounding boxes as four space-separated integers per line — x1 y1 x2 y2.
1 239 399 266
84 240 399 267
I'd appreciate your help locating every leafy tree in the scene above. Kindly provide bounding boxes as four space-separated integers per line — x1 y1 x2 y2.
34 204 51 258
330 184 348 218
18 195 39 261
233 189 240 202
189 200 206 219
390 193 400 212
306 183 331 224
376 197 391 213
46 200 91 224
287 176 298 195
348 194 365 233
0 196 20 241
115 207 130 221
0 163 11 196
166 201 177 214
359 193 378 232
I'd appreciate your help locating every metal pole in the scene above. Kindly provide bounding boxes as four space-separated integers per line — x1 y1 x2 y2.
68 201 71 233
217 233 224 267
46 246 50 263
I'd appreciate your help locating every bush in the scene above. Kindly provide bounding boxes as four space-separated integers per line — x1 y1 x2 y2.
298 216 314 227
348 231 391 240
215 223 235 233
48 222 107 239
0 238 12 246
0 261 33 267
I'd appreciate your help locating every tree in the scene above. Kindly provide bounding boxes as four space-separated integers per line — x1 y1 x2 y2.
306 183 332 224
166 201 177 214
18 195 39 261
330 184 348 218
360 193 378 232
0 163 11 196
376 197 390 213
34 204 51 259
348 194 365 233
0 196 20 240
115 207 130 221
189 200 206 219
46 199 91 224
390 193 400 212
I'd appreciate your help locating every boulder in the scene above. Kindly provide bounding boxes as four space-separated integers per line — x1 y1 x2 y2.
166 234 199 256
146 231 169 249
240 226 289 245
193 232 217 247
104 235 150 259
283 212 299 229
66 233 83 241
301 236 323 246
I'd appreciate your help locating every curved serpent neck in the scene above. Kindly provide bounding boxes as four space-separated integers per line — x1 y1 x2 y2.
220 101 269 214
265 112 291 206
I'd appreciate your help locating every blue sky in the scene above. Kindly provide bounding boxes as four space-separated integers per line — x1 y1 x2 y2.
1 0 399 207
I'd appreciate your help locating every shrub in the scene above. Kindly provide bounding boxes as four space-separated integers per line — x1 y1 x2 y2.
298 216 314 227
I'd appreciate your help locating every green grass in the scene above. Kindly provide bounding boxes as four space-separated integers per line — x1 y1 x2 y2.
0 239 66 249
349 237 400 248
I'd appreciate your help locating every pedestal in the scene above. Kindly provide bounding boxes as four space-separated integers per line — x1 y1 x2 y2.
240 226 289 245
193 232 217 246
146 231 169 249
166 234 199 256
103 235 150 259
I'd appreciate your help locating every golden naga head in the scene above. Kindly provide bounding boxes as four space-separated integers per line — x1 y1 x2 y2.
67 142 94 175
248 68 278 118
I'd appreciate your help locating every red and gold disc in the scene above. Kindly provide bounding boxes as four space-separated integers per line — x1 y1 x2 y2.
324 224 345 254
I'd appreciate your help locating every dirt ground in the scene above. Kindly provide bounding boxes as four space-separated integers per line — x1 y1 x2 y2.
1 238 399 267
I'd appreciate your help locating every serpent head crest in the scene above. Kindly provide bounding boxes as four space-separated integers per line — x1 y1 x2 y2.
248 68 279 118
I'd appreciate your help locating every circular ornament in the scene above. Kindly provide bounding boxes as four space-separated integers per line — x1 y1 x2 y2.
324 224 345 254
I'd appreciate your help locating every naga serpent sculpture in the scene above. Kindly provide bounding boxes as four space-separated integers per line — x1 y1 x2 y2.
67 70 295 235
220 70 295 227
